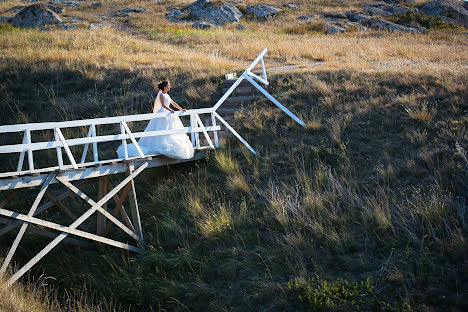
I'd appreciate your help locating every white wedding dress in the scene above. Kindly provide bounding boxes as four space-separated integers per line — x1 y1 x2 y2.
116 92 195 159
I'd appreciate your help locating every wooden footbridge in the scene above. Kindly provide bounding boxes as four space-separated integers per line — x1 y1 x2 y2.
0 49 305 286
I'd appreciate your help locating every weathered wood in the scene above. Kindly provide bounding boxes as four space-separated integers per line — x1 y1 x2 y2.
80 125 93 164
0 209 142 253
55 128 64 170
5 162 148 286
211 113 219 148
243 73 305 127
0 216 91 248
96 176 108 236
0 125 221 154
45 190 77 221
214 112 257 155
0 180 91 236
122 121 145 158
0 153 204 191
57 173 144 244
55 128 78 169
0 174 53 275
16 132 27 173
195 114 214 149
25 129 33 171
120 122 129 160
127 163 143 240
102 181 133 237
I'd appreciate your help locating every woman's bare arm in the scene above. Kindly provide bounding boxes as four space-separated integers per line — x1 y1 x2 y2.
171 100 186 112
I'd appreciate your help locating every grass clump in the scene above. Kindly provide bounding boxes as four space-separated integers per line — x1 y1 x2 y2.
404 102 436 124
283 20 329 34
387 11 462 31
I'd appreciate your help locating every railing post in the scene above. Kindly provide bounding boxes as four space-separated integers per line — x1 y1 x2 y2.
211 112 219 148
91 124 98 162
54 128 64 170
80 125 93 164
16 131 27 173
120 121 128 159
25 129 34 171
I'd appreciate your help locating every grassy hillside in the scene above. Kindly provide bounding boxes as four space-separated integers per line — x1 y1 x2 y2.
0 0 467 311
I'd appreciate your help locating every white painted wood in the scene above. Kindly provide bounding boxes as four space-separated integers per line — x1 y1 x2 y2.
55 128 78 169
122 121 145 158
0 125 221 154
243 73 306 127
120 122 128 160
213 76 245 110
195 114 214 149
245 48 268 74
0 208 143 253
80 126 93 164
0 180 90 235
211 113 219 148
260 57 268 82
0 153 204 191
213 112 257 155
57 177 144 244
91 124 98 162
54 128 64 170
6 162 148 286
16 132 27 173
127 163 143 240
247 71 269 86
0 108 215 134
0 174 53 275
25 129 34 171
190 115 196 147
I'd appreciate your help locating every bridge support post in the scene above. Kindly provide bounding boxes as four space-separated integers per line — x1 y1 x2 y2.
127 163 143 240
96 176 108 236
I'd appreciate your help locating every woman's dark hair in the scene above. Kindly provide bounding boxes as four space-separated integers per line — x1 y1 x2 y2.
158 80 169 91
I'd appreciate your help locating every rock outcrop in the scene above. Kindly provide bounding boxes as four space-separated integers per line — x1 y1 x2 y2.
246 5 281 19
11 4 62 28
362 3 413 17
420 0 468 27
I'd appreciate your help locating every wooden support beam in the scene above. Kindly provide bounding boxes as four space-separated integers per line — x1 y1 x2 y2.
45 190 77 221
55 128 78 169
127 163 143 240
102 181 133 237
0 216 91 248
121 121 145 158
214 112 257 155
5 162 148 286
0 174 53 275
0 180 91 236
211 113 219 148
195 114 215 149
96 176 108 236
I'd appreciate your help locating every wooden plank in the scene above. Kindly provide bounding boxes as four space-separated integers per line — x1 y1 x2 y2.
0 108 215 134
25 129 34 171
0 217 92 248
102 181 133 237
211 113 219 148
247 71 269 86
213 76 246 110
0 125 221 154
55 128 78 169
45 190 77 221
120 122 128 160
54 128 64 170
0 180 91 235
80 126 93 164
96 177 107 236
5 163 148 286
0 154 204 191
91 124 98 162
127 163 143 240
195 114 214 149
122 121 145 158
16 132 27 173
0 174 53 275
260 57 268 82
0 209 143 253
214 112 257 155
243 73 305 127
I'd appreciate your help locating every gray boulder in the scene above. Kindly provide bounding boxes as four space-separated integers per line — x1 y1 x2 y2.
346 11 372 23
378 0 415 3
49 1 82 7
362 3 412 17
183 0 242 26
246 5 281 19
365 17 424 32
91 2 102 7
47 4 65 14
165 10 184 22
7 6 25 13
325 22 346 34
0 16 13 23
11 4 62 28
297 15 317 22
235 23 245 30
283 4 298 9
120 8 147 13
192 20 212 29
420 0 468 27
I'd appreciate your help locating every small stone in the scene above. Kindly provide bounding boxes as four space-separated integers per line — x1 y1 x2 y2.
88 22 107 29
0 16 13 23
192 20 212 29
297 15 316 22
235 23 245 30
325 23 346 34
91 2 102 7
283 4 297 9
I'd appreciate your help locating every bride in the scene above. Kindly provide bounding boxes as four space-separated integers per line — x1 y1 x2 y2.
116 80 195 159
